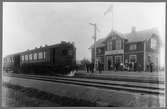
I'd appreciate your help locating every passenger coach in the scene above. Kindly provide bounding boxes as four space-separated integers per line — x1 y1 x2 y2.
3 41 76 75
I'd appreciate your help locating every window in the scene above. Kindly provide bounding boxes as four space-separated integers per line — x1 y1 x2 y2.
25 55 28 61
129 55 137 63
10 57 13 62
21 55 24 61
107 56 113 66
34 53 37 60
129 44 136 50
62 50 68 55
6 58 8 62
148 55 151 63
115 40 121 50
68 50 73 55
97 49 101 54
107 39 112 50
151 38 157 49
29 54 33 60
38 52 43 59
115 56 122 63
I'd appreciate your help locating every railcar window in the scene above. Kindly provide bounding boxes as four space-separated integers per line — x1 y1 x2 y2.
62 50 68 55
8 58 11 63
68 50 73 55
21 55 24 61
151 38 157 49
7 58 9 62
29 54 33 60
34 53 37 60
10 58 12 62
11 57 13 62
25 55 28 61
38 52 43 59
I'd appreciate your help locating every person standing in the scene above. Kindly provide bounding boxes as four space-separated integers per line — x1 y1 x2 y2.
86 64 89 73
99 63 103 74
150 63 153 72
90 62 94 73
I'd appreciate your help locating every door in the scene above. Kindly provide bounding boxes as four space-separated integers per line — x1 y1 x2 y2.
107 56 113 70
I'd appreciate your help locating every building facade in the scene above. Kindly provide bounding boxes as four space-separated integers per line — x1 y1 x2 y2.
90 28 161 71
104 31 127 70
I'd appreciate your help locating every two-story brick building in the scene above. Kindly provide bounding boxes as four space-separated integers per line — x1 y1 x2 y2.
90 27 161 71
104 31 127 70
124 28 160 71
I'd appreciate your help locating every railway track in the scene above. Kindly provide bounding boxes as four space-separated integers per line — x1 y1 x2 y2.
5 73 165 96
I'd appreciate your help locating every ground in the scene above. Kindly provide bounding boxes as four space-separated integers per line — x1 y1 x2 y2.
2 84 60 107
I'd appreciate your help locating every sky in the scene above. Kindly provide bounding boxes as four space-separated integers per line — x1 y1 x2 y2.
3 2 165 66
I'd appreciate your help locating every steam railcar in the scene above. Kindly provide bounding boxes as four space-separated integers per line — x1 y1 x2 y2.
3 41 76 75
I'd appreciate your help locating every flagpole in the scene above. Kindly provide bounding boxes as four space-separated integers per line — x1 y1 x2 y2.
89 23 97 72
112 6 114 31
104 4 114 31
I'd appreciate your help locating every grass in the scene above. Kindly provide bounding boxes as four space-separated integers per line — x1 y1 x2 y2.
2 82 97 107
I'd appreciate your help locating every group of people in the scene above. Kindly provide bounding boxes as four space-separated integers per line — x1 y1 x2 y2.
85 62 104 73
146 62 154 72
107 61 139 72
124 62 138 71
85 61 155 73
85 63 94 73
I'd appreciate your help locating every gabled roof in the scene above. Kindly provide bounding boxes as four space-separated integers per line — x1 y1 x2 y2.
89 30 127 49
89 38 106 49
125 28 159 43
106 30 128 40
89 28 160 49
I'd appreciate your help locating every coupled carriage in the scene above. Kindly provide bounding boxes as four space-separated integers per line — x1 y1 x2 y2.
3 41 76 75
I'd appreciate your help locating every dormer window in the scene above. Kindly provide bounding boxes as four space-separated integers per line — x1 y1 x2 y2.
115 40 121 50
97 49 101 54
151 38 157 49
107 39 112 51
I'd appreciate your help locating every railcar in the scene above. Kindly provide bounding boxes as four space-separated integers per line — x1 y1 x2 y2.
3 41 76 75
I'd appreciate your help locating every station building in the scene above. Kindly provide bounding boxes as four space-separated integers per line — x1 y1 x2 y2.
124 28 161 71
90 27 161 71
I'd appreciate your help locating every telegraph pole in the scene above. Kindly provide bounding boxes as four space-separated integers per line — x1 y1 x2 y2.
89 23 97 72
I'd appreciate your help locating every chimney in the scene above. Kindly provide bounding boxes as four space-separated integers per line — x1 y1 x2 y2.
131 26 136 33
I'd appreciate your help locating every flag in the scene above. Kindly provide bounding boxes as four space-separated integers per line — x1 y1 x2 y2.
104 4 113 15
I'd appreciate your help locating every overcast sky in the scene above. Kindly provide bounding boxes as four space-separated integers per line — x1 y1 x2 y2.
3 2 165 65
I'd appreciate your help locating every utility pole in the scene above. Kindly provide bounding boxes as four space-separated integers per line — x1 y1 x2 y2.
89 23 97 72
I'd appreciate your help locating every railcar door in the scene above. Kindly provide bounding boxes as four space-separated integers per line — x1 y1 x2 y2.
52 48 55 64
50 48 55 64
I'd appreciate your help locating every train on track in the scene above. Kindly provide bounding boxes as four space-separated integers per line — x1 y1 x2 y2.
3 41 76 75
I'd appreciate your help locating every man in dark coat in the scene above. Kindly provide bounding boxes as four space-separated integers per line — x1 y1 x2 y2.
150 63 153 72
90 63 94 73
86 64 89 73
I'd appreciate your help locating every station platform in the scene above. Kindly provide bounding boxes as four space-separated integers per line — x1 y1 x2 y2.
74 70 165 82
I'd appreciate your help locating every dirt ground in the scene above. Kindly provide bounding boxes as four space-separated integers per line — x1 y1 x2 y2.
2 82 96 107
2 85 60 107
